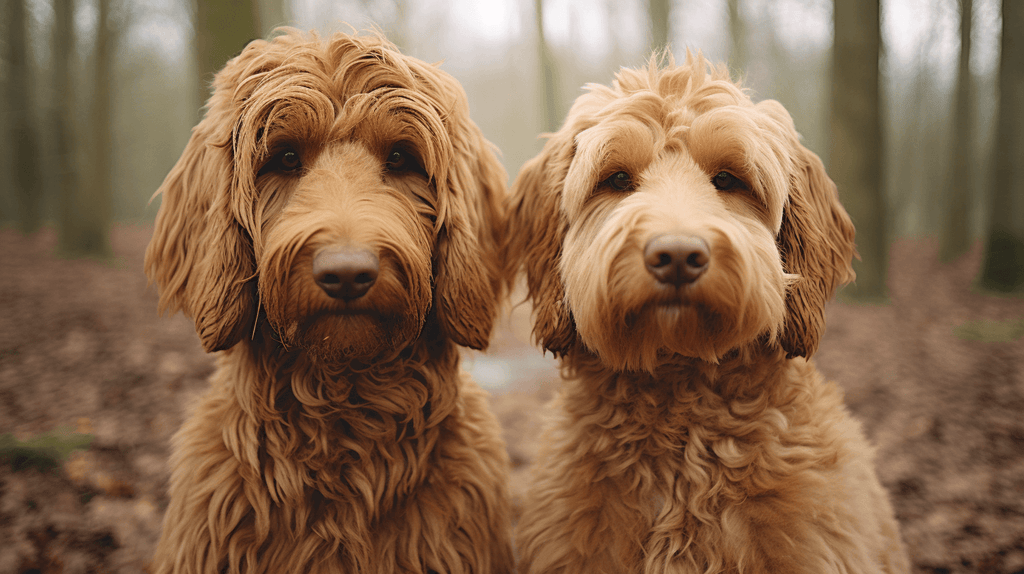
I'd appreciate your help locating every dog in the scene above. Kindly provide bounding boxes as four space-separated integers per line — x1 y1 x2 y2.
144 29 514 574
504 53 909 573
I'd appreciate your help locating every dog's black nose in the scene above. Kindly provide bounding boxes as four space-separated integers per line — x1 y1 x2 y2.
312 247 379 300
643 235 710 286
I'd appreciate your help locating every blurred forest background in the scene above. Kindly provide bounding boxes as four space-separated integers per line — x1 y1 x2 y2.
2 0 1024 573
1 0 1023 295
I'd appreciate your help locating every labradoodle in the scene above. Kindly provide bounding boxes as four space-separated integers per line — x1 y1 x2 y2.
504 53 909 574
145 29 513 574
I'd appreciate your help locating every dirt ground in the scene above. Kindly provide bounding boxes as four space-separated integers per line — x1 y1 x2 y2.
1 224 1022 573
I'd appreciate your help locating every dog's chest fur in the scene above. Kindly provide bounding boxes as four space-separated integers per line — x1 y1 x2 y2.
551 350 863 570
159 338 512 573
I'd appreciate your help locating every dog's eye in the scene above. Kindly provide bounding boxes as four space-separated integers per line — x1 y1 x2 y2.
607 171 634 192
259 148 303 176
280 150 301 171
712 171 745 191
387 150 407 170
386 148 419 173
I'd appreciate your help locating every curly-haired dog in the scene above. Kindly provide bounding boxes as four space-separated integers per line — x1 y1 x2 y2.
505 54 909 574
145 29 513 574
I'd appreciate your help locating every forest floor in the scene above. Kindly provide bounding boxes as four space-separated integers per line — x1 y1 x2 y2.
1 224 1023 574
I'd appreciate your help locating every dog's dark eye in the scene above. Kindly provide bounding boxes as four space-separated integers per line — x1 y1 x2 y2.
607 171 634 191
387 150 407 170
386 148 419 172
712 171 745 191
280 150 301 170
259 148 302 176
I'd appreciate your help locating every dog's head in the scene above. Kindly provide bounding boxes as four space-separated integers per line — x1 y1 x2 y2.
504 53 855 371
146 29 506 360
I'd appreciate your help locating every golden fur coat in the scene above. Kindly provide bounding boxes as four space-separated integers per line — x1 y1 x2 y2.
505 54 909 574
145 30 513 574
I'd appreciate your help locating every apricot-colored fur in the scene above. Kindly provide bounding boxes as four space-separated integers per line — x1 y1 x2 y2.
145 29 513 574
505 53 909 573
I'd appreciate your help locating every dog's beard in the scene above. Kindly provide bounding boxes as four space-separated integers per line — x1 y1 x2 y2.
285 310 425 362
572 290 747 370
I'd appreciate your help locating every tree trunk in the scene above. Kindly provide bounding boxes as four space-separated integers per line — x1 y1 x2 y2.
54 0 82 255
727 0 746 74
978 0 1024 292
896 12 944 236
68 0 114 258
831 0 886 301
5 0 43 233
256 0 287 36
648 0 670 54
194 0 259 119
534 0 561 133
940 0 974 261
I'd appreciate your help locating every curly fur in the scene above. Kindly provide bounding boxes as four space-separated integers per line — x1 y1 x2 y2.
145 29 513 574
504 53 909 573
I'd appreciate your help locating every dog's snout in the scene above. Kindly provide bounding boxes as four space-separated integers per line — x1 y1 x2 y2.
312 247 380 300
643 235 710 286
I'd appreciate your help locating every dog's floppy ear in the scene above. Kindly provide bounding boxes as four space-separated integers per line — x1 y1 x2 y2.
144 45 266 353
431 111 508 351
776 145 857 359
503 135 578 357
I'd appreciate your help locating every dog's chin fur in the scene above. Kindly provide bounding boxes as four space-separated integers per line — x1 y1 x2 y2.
145 29 513 574
573 304 772 374
277 312 418 362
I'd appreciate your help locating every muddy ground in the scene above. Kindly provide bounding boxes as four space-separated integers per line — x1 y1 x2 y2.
1 224 1022 573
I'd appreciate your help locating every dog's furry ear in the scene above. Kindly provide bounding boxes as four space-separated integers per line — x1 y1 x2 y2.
432 116 508 351
503 136 578 356
144 47 265 353
777 145 857 359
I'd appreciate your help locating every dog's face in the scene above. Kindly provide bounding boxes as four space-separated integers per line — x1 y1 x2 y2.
146 30 506 360
505 55 855 372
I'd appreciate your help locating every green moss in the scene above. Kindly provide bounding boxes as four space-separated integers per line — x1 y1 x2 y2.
953 318 1024 343
0 426 93 473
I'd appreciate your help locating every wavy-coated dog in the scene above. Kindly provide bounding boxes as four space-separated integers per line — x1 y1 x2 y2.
145 29 513 574
505 54 909 573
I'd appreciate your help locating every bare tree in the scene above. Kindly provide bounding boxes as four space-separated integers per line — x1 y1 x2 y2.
978 0 1024 292
831 0 886 301
940 0 974 261
256 0 288 35
534 0 561 132
194 0 259 117
890 8 945 237
5 0 43 233
66 0 117 258
727 0 746 74
648 0 670 53
54 0 82 255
